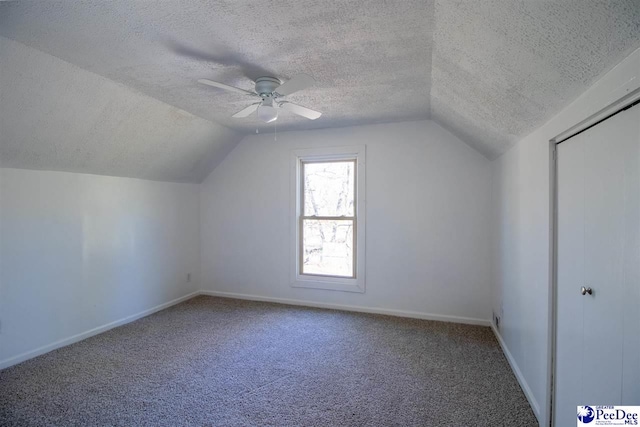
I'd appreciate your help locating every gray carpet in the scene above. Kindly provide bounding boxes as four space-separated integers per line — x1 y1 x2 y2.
0 296 536 426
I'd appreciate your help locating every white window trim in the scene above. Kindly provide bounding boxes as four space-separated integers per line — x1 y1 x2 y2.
290 145 366 293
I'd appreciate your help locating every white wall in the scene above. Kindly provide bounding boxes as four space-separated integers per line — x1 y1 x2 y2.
200 120 493 323
0 168 200 367
490 47 640 425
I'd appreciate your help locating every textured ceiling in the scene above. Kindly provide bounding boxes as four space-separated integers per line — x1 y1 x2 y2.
0 0 639 182
432 0 640 158
0 37 242 183
0 0 434 134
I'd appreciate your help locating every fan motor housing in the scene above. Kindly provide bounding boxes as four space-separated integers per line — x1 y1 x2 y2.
255 76 281 96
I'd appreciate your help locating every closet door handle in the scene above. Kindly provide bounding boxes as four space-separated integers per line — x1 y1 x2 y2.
581 286 593 295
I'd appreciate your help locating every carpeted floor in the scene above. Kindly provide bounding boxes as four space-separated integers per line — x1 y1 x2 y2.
0 296 537 426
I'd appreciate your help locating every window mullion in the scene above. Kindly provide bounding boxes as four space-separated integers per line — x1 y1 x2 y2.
301 216 355 221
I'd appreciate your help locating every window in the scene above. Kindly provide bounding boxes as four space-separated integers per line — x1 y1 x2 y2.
291 146 365 292
301 160 355 277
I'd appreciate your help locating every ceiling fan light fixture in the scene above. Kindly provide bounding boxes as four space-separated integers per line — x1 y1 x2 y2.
198 74 320 122
257 104 278 123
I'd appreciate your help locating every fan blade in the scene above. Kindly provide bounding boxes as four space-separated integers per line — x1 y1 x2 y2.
232 103 260 118
198 79 257 96
274 74 315 96
280 102 322 120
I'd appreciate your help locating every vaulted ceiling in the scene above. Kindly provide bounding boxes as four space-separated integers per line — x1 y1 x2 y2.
1 1 639 182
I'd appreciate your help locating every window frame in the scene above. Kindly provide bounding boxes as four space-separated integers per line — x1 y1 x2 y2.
299 158 357 279
290 145 366 293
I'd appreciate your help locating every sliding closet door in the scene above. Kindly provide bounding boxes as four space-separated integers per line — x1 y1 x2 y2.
555 104 640 427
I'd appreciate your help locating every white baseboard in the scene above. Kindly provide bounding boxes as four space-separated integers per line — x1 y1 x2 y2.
0 291 200 370
200 290 491 326
0 289 492 372
0 289 541 426
491 324 541 425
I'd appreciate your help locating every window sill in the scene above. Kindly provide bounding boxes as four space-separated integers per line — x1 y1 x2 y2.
292 275 365 293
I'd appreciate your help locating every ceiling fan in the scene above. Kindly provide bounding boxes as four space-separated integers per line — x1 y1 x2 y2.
198 74 322 123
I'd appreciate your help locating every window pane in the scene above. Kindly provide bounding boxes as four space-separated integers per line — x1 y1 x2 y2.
302 219 354 277
303 161 354 217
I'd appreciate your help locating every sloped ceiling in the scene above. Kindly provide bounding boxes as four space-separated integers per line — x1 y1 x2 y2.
0 37 242 183
432 0 640 158
0 1 639 182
